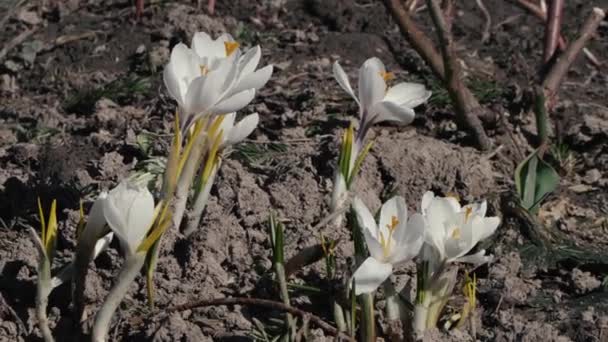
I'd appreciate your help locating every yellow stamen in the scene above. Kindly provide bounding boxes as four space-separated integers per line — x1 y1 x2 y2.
464 206 473 223
446 192 460 201
451 227 461 239
380 71 395 81
386 215 399 233
199 65 209 75
224 41 240 56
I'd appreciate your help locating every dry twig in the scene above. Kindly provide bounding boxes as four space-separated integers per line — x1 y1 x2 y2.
168 297 353 340
542 7 605 102
510 0 602 67
383 0 492 150
0 0 27 29
542 0 564 63
475 0 492 43
0 26 37 63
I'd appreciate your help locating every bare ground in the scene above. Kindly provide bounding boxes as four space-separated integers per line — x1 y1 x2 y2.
1 0 608 341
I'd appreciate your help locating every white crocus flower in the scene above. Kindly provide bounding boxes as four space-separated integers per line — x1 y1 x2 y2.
420 191 500 268
215 112 259 149
103 180 155 256
333 57 432 141
164 32 273 130
351 196 424 294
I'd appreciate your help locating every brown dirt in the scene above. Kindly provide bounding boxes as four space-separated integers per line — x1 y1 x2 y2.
1 0 608 341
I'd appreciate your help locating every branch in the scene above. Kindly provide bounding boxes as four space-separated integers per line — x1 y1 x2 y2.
543 8 605 99
543 0 564 63
511 0 601 67
427 0 493 150
383 0 492 150
168 297 353 340
0 27 37 63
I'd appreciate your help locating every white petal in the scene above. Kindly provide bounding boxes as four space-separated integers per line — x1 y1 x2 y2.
421 191 435 214
226 113 259 146
92 232 114 259
358 63 386 118
384 82 432 108
379 196 407 241
388 212 425 264
370 100 416 125
239 46 262 76
103 181 155 254
214 113 235 143
191 32 213 58
231 65 273 95
456 249 493 266
426 197 455 237
476 200 488 218
351 257 393 295
353 197 383 260
211 89 256 115
332 61 359 105
362 57 386 74
184 76 216 116
164 43 199 106
79 193 108 245
476 216 500 242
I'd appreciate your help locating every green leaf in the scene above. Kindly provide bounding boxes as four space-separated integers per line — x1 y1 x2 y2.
515 149 559 213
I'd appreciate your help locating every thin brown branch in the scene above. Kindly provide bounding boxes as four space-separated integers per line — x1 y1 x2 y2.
383 0 492 150
0 26 37 63
427 0 493 150
511 0 602 67
168 297 353 340
476 0 492 43
543 8 605 100
543 0 564 63
0 0 27 30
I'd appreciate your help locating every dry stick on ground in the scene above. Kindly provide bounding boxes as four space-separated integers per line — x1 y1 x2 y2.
542 0 564 63
0 0 27 29
383 0 492 150
0 26 37 62
542 7 606 105
511 0 602 67
168 297 353 341
475 0 492 43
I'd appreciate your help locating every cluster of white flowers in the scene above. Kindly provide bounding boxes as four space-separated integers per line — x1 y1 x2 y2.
331 57 499 334
351 192 499 295
31 31 500 342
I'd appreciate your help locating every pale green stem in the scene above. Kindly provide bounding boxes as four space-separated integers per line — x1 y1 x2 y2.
333 301 346 332
91 253 146 342
383 281 405 323
36 259 54 342
183 161 219 237
72 233 101 322
360 294 375 341
413 301 429 336
329 171 348 228
172 132 208 231
275 262 296 339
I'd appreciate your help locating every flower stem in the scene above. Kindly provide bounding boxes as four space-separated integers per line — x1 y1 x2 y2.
36 260 54 342
172 131 208 231
183 162 218 237
333 300 346 332
360 294 375 341
91 253 146 342
275 262 296 339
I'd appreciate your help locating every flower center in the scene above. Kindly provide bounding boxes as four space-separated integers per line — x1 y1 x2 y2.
224 41 240 56
451 227 461 239
379 215 399 259
464 206 473 222
380 71 395 81
199 65 209 76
